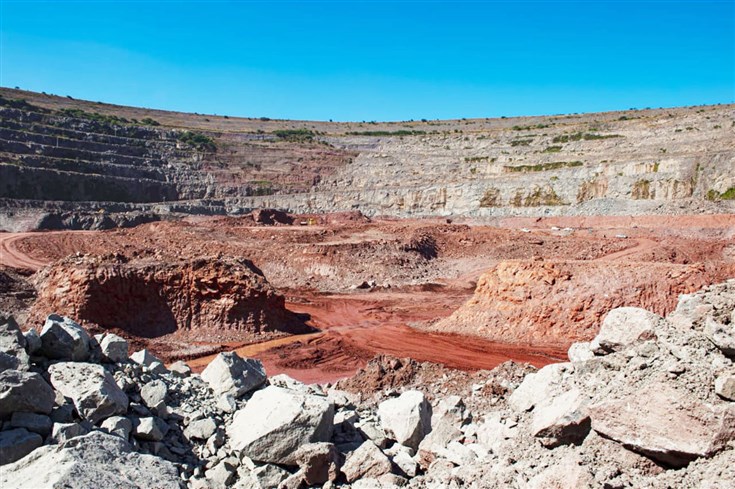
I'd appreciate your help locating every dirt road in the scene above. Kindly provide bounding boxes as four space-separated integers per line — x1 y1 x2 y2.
0 233 50 271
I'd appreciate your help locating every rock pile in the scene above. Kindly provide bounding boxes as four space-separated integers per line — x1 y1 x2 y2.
1 278 735 488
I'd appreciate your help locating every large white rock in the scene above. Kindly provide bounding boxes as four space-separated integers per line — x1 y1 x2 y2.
378 390 431 450
201 352 267 398
48 362 128 424
227 385 334 464
0 315 29 372
99 334 128 363
0 431 181 488
589 307 661 355
508 363 569 412
39 315 90 361
567 342 595 362
129 349 167 374
531 387 591 447
589 384 735 467
0 370 55 418
341 440 393 483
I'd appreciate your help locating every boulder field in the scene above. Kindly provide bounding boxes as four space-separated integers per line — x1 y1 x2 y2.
0 279 734 488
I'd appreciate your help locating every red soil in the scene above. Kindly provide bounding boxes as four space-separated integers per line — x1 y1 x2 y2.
2 213 734 384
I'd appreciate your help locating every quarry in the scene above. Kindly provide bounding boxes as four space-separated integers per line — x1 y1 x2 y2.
0 88 734 488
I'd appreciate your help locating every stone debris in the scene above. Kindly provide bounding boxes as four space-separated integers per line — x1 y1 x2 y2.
99 333 128 363
227 385 334 464
48 362 128 424
342 440 393 482
0 369 55 418
0 279 733 487
377 390 431 450
129 349 167 374
715 373 735 401
0 315 29 372
0 428 42 465
38 314 90 361
589 306 661 354
9 412 53 436
0 431 181 488
589 383 735 468
201 351 267 397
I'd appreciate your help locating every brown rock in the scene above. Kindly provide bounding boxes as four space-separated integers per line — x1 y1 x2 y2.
29 254 310 342
431 260 723 346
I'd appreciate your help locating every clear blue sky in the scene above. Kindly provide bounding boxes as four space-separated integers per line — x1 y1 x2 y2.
1 1 733 121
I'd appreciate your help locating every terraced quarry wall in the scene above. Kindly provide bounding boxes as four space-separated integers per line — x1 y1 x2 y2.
1 87 733 222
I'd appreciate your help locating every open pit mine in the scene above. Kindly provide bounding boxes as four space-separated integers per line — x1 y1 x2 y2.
0 88 734 488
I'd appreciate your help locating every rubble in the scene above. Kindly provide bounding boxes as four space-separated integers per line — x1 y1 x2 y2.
0 279 733 487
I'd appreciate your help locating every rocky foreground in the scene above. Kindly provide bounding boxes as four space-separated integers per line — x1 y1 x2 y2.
1 280 735 488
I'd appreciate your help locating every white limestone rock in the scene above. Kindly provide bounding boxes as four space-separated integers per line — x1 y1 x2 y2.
39 314 90 361
99 333 128 363
378 390 431 450
201 351 266 398
341 440 393 483
227 385 334 465
0 431 181 488
48 362 128 424
589 384 735 467
589 307 661 355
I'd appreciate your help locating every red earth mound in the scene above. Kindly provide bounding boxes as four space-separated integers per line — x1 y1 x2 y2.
430 259 735 346
29 253 310 342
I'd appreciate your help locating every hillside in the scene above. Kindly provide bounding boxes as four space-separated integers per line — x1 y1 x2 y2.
0 88 733 230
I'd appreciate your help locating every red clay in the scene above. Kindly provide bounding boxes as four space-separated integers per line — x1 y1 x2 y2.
2 213 733 384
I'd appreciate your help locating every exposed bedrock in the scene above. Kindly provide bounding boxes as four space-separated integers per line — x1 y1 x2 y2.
28 254 310 341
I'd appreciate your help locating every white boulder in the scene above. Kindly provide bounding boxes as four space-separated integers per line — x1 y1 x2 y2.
48 362 128 424
227 385 334 464
201 352 266 398
378 390 431 450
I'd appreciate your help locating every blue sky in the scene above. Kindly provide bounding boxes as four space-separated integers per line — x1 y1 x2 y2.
1 1 733 121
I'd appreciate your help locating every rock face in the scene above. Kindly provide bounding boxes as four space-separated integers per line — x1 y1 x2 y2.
378 390 432 450
430 260 727 346
201 352 267 397
4 89 734 222
589 384 735 468
48 362 128 424
227 386 334 464
30 255 310 341
0 431 182 489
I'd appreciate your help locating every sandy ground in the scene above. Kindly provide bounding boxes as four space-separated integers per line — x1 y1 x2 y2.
1 213 733 383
